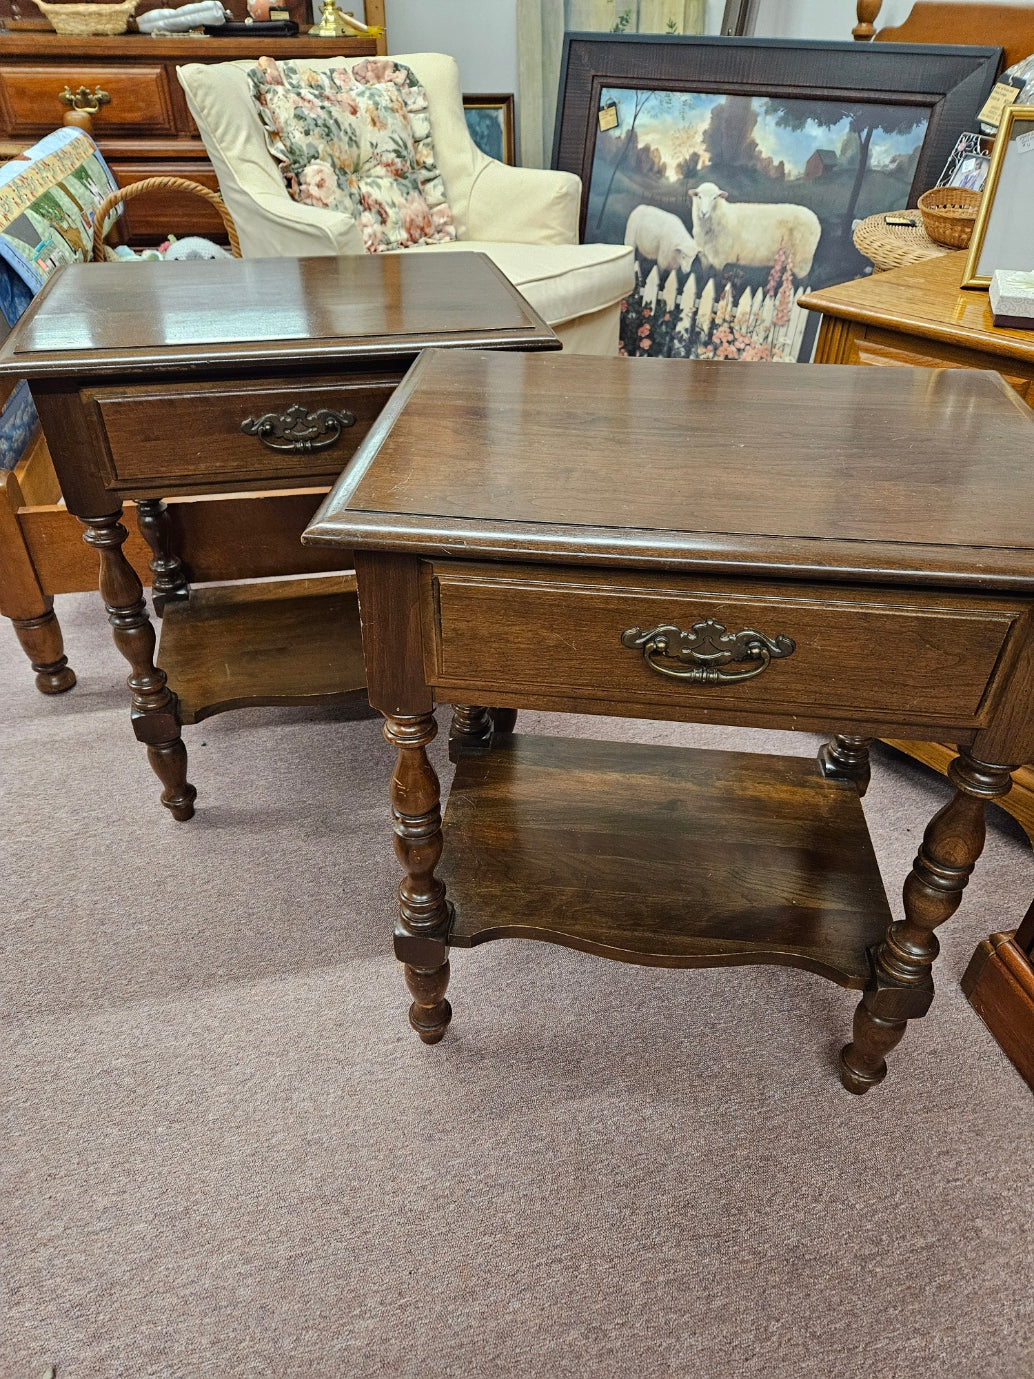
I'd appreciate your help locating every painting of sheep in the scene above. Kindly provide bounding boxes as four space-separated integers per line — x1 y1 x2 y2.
585 86 931 362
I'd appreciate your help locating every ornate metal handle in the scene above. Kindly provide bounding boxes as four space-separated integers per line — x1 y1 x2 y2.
240 403 356 454
620 618 795 684
59 85 111 116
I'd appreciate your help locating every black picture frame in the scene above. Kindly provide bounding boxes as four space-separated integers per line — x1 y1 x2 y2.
552 35 999 362
554 34 1001 233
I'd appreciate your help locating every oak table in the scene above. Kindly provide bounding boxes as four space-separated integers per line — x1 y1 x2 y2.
305 350 1034 1094
0 253 557 817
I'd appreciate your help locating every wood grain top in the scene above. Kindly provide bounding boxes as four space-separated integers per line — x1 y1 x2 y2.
0 254 555 379
305 349 1034 590
800 253 1034 363
0 33 377 57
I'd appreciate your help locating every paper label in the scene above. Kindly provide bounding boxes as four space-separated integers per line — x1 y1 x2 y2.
977 80 1023 128
1016 129 1034 155
598 101 618 132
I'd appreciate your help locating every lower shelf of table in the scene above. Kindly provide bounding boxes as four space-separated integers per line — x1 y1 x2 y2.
442 734 893 989
157 574 368 723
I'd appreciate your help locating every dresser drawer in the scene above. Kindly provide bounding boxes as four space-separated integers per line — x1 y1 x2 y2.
848 330 1034 397
0 64 176 137
422 563 1022 725
86 375 400 496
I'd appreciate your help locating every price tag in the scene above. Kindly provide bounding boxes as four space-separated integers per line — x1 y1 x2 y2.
598 100 619 132
977 78 1025 128
1016 129 1034 155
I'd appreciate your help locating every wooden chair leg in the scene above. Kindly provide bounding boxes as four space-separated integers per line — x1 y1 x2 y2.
0 467 76 693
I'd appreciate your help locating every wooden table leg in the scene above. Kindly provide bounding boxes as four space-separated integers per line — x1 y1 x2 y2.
82 509 196 821
840 749 1016 1093
0 468 75 693
136 498 189 615
818 733 873 795
384 711 452 1043
448 705 519 759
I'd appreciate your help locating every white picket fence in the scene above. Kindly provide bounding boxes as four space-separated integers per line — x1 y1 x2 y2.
638 265 810 362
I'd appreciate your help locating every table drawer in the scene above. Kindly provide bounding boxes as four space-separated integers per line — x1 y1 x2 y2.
0 64 176 137
423 563 1022 724
87 375 400 495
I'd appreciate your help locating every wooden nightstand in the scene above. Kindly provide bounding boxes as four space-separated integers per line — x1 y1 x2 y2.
304 350 1034 1094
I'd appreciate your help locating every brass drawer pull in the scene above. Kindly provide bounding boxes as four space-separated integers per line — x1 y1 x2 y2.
59 85 111 116
620 618 795 684
241 403 356 454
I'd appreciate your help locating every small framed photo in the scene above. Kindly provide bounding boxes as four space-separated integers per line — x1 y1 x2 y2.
937 131 994 192
963 106 1034 288
462 94 516 166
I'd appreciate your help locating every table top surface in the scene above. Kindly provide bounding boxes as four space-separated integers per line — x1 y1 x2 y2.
0 252 556 380
800 252 1034 362
305 348 1034 592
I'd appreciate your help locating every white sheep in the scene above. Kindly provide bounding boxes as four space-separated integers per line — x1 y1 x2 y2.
689 181 822 281
623 203 704 291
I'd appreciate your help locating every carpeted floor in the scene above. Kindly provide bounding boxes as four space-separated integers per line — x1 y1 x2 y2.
2 591 1033 1379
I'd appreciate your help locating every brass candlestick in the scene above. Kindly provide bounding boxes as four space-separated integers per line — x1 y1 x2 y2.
308 2 383 37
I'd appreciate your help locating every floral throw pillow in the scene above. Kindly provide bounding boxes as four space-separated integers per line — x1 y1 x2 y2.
249 56 456 253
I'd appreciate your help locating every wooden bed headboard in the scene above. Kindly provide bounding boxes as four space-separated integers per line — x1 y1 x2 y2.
854 2 1034 67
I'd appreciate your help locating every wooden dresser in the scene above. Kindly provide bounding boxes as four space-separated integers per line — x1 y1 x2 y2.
801 251 1034 840
0 33 378 241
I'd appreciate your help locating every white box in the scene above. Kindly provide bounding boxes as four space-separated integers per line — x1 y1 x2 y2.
989 269 1034 329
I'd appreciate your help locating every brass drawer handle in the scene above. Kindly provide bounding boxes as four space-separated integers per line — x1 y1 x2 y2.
620 618 795 684
241 403 356 454
59 85 111 116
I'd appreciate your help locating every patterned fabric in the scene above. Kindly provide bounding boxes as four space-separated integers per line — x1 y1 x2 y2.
249 56 456 253
0 127 119 292
0 128 120 471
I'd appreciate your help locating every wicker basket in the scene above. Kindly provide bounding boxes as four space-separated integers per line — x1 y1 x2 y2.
92 176 242 261
36 0 138 34
916 186 982 248
852 211 951 273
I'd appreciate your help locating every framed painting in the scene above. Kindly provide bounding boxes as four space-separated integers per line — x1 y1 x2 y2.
553 35 1001 361
962 105 1034 288
463 94 517 166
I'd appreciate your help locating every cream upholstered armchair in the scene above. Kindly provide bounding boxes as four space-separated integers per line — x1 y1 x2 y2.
177 53 633 354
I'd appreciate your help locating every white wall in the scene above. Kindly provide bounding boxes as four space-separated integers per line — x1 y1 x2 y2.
377 0 520 92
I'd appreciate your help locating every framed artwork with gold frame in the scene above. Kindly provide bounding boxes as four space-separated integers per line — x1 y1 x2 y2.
963 106 1034 288
462 94 517 166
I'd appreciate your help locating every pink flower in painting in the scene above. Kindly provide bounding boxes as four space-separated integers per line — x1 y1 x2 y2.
299 161 336 208
400 190 432 242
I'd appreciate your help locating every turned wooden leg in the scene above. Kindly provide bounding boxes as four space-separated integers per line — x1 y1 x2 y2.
840 750 1015 1093
449 704 494 759
491 707 518 734
82 511 196 821
384 711 453 1042
818 733 872 795
136 498 189 616
11 602 76 694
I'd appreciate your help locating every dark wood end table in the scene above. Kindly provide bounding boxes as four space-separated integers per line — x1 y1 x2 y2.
304 349 1034 1094
0 252 557 818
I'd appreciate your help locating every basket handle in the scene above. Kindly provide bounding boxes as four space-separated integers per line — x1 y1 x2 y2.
92 176 242 261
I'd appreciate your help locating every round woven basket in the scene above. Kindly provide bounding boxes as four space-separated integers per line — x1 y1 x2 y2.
852 211 951 273
92 177 242 261
916 186 982 248
36 0 138 34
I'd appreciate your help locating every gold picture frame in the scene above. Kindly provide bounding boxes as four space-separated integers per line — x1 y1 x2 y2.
462 94 516 166
962 105 1034 289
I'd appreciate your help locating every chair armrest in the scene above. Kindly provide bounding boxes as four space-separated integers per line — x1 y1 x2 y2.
233 189 366 258
463 161 582 246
